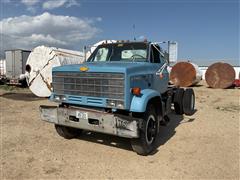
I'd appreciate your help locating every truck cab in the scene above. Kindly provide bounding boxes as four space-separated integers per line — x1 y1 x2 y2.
40 40 195 155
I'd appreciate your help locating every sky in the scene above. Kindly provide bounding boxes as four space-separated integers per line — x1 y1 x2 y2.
0 0 239 66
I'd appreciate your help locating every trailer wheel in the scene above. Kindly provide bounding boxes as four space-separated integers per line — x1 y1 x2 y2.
55 124 82 139
183 89 195 115
173 88 184 115
131 103 158 155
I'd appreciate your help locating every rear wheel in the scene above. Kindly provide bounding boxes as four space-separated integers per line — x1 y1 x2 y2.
131 104 158 155
55 124 82 139
173 88 184 115
183 89 195 115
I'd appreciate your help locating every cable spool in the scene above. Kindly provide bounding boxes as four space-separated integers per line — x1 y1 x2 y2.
170 61 202 87
25 46 84 97
205 62 235 89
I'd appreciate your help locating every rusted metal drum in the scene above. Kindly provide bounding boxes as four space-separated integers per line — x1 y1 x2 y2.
205 62 235 89
170 61 202 87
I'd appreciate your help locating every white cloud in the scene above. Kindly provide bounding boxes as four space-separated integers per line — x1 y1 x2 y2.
21 0 40 6
96 17 102 22
42 0 66 10
20 0 40 12
0 12 101 54
6 0 81 12
138 35 145 40
25 34 67 45
66 0 80 8
42 0 80 10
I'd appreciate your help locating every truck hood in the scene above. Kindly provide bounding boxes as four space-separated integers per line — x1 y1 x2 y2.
53 62 155 75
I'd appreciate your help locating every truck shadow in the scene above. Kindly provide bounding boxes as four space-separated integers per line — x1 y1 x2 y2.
77 131 132 151
150 113 185 155
0 92 43 101
76 112 193 154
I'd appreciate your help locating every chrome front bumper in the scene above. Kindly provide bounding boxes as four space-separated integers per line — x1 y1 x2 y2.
39 105 140 138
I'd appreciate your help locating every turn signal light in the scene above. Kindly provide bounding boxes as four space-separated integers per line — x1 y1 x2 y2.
131 87 141 96
159 73 164 79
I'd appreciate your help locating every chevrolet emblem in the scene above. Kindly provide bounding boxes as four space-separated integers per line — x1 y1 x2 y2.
80 66 89 72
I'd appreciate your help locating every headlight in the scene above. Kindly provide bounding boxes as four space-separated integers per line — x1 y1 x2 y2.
107 99 116 107
61 96 67 101
116 102 124 109
54 95 60 101
106 99 124 109
53 95 67 101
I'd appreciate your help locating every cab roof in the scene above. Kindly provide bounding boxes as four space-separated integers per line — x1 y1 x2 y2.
100 40 150 46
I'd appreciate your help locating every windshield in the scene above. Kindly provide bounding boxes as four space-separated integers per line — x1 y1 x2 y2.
87 42 148 62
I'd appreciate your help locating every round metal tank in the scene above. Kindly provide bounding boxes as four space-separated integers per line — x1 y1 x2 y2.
25 46 84 97
170 61 202 87
205 62 235 89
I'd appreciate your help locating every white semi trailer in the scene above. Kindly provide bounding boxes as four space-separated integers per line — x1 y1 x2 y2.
4 49 31 85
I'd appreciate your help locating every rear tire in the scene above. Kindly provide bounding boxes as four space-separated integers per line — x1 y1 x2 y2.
55 124 82 139
173 88 184 115
131 103 159 155
183 89 195 115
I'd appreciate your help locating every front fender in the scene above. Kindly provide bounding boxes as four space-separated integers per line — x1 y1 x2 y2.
130 89 161 113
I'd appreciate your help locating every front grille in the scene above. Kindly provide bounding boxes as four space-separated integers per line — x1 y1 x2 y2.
52 72 125 100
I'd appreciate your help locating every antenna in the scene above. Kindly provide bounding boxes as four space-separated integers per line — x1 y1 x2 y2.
133 24 136 41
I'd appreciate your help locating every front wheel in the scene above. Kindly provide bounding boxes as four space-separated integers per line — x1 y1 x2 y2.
55 124 82 139
131 104 159 155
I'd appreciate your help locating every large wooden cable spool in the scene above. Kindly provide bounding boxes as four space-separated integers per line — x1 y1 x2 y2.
205 62 235 89
25 46 84 97
170 62 202 87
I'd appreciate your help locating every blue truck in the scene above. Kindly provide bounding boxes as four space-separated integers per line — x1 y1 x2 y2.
40 40 195 155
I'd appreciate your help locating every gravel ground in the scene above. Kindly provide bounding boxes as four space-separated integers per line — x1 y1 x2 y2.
0 82 239 179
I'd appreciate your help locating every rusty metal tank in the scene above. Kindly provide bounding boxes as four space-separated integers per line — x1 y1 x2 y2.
205 62 235 89
169 61 202 87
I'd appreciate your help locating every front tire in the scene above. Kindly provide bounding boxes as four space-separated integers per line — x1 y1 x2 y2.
131 104 159 155
55 124 82 139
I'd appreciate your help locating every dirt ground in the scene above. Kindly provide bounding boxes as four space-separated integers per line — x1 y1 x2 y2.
0 82 239 179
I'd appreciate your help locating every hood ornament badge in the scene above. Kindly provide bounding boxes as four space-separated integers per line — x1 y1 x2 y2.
80 66 89 72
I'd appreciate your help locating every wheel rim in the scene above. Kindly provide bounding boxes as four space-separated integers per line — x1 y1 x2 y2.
146 115 157 145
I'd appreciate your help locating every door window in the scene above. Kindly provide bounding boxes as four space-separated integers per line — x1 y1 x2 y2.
151 45 161 63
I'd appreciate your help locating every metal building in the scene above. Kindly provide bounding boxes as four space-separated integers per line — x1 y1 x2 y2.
0 59 6 83
0 59 6 76
168 41 178 64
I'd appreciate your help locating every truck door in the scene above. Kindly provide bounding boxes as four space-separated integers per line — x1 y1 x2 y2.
150 44 169 93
